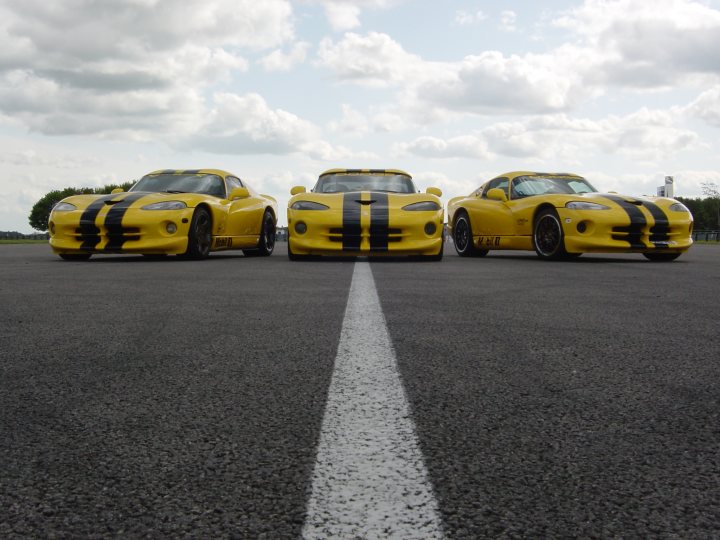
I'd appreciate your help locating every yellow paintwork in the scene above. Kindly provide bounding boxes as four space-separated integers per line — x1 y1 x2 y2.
287 168 444 258
49 169 277 258
447 171 693 259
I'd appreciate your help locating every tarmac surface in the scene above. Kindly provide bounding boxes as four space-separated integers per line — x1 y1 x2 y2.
1 242 719 538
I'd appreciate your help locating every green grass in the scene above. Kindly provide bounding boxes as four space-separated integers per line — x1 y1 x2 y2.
0 239 48 244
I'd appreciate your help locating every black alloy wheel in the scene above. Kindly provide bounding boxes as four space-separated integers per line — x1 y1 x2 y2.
453 211 487 257
244 210 276 257
533 208 568 260
185 207 212 260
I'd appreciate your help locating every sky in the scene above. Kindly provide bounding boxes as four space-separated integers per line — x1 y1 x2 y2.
1 0 720 232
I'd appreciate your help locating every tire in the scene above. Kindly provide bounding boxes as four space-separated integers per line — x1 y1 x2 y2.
243 210 276 257
453 211 487 257
59 253 91 261
533 208 568 260
643 252 681 262
184 207 212 260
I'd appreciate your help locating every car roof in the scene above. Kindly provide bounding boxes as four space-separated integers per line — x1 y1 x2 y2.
319 168 412 178
499 171 584 180
145 169 232 177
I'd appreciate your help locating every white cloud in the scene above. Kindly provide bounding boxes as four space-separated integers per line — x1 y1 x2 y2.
454 10 488 26
186 92 320 155
315 0 407 31
317 31 429 87
553 0 720 88
395 135 491 160
499 10 517 32
686 86 720 127
397 108 700 164
327 104 370 135
0 0 291 138
259 42 311 71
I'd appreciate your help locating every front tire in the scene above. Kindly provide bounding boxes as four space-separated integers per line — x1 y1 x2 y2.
643 252 681 262
533 208 568 260
184 207 212 260
243 210 276 257
453 211 487 257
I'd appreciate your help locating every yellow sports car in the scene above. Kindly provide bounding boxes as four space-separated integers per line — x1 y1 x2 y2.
447 171 693 261
49 169 278 260
287 168 444 260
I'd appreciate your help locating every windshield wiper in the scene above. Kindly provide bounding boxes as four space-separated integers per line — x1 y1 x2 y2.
163 189 187 194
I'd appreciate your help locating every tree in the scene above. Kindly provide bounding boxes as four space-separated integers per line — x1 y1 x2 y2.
701 181 720 229
29 181 136 232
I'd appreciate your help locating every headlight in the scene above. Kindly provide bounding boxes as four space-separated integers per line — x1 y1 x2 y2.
291 201 329 210
565 201 610 210
52 202 76 212
402 201 441 211
669 202 689 212
141 201 187 210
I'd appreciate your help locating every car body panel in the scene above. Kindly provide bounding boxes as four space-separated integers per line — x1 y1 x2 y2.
448 171 693 257
49 169 277 257
287 169 444 257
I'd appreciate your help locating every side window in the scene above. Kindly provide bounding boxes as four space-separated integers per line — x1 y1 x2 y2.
482 177 509 199
227 176 244 191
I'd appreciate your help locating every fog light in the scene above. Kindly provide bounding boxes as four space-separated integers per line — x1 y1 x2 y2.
577 221 587 233
424 222 437 235
49 222 55 235
295 221 307 234
166 222 177 234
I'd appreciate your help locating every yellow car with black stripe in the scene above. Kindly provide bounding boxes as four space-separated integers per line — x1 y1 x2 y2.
448 171 693 261
287 168 444 260
49 169 278 260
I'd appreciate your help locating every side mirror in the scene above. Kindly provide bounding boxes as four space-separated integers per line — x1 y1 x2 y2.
426 187 442 197
229 187 250 200
111 188 124 194
486 188 507 202
291 186 306 195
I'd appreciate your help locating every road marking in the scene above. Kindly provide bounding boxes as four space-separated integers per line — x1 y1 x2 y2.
302 262 445 539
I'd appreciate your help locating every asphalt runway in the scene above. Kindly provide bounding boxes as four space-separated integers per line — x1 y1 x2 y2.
1 242 719 538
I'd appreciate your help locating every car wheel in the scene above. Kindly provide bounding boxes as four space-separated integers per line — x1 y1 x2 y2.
643 252 681 262
185 207 212 260
244 210 276 257
59 253 92 261
533 208 568 260
453 211 487 257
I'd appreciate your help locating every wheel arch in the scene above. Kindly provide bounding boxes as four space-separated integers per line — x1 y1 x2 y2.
532 203 559 225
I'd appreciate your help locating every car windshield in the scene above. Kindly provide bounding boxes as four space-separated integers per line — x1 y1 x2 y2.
510 175 597 199
130 173 226 198
313 173 417 193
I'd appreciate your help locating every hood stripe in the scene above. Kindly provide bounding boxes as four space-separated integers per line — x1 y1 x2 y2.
78 194 117 250
600 194 647 249
104 193 148 251
342 193 362 251
369 192 389 252
641 200 670 245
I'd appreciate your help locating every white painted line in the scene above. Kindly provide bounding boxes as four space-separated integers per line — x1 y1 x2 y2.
302 262 445 539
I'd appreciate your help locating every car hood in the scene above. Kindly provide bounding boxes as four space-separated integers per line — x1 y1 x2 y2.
289 190 442 208
57 191 210 210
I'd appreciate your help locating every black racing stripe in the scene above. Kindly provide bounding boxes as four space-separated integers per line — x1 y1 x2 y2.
601 194 646 249
78 195 117 250
104 193 147 251
641 201 670 244
369 192 389 252
342 193 361 251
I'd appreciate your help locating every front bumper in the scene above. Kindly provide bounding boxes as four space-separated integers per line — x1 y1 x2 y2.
558 208 694 254
288 208 444 256
49 208 195 255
